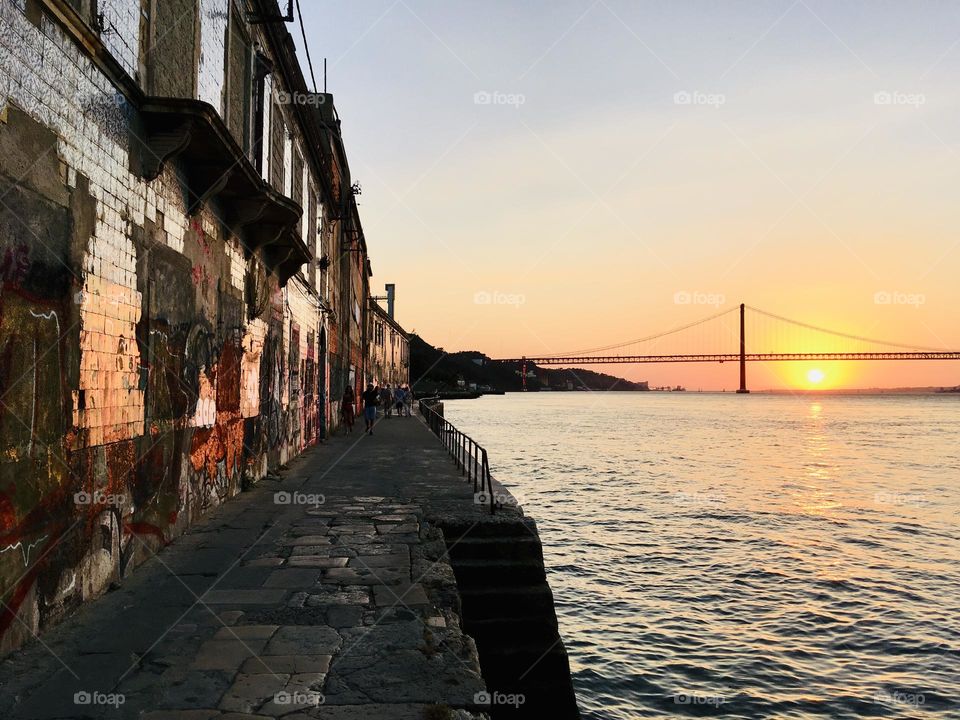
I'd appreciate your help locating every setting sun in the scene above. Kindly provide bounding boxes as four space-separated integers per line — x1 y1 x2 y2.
807 369 826 385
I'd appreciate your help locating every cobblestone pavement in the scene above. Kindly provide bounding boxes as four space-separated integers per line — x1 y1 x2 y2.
0 416 498 719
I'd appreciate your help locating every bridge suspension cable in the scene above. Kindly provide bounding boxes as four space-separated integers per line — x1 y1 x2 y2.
498 301 960 392
498 302 959 387
538 306 739 358
744 306 948 353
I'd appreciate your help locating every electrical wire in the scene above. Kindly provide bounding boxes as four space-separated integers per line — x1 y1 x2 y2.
295 0 318 93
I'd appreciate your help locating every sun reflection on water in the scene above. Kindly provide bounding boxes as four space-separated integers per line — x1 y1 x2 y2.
792 402 844 514
442 393 959 720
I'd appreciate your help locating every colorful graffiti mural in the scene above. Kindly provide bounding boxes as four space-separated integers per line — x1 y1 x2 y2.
0 108 321 655
0 0 385 659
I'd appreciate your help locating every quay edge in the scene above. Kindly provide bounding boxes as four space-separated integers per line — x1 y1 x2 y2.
423 481 581 715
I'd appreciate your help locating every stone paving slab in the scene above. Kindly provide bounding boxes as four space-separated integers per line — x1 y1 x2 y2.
0 418 495 719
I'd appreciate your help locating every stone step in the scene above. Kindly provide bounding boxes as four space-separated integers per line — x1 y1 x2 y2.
467 617 560 651
478 643 576 687
478 678 581 720
451 558 546 586
441 517 540 540
446 535 545 563
459 584 556 620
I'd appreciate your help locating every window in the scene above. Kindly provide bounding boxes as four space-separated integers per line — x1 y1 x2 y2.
282 134 293 197
225 5 252 149
269 100 285 190
254 63 272 177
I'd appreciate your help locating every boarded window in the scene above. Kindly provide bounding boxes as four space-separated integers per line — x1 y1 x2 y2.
292 151 304 233
149 0 198 97
225 7 251 150
307 189 317 285
269 103 285 190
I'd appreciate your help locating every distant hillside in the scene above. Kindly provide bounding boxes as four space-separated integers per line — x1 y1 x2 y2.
409 334 649 393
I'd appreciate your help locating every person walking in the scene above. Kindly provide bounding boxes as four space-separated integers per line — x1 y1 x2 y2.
380 383 393 418
394 384 406 417
340 385 355 433
362 382 380 435
404 384 414 416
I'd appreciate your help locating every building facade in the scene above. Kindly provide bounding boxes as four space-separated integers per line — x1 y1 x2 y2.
368 285 410 389
0 0 397 654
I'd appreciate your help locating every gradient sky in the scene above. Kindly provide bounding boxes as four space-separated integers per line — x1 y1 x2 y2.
295 1 960 390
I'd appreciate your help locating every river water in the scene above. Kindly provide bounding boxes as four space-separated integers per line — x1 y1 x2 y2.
442 392 960 719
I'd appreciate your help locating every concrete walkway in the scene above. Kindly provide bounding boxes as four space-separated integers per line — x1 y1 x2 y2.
0 413 507 719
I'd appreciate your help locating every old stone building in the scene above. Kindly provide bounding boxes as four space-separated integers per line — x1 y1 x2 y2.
368 284 410 390
0 0 402 654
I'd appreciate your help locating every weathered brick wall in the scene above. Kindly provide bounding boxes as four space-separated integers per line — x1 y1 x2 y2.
98 0 140 77
0 0 331 656
151 0 198 98
287 279 318 456
197 0 227 111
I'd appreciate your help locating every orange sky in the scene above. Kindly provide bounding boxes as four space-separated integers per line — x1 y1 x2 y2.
300 2 960 389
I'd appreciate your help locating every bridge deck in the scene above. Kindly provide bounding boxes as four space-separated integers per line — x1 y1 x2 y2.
495 352 960 365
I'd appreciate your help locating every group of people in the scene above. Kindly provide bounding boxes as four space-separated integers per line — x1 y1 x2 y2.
339 382 414 436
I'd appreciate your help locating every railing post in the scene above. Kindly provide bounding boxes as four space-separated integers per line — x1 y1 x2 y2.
483 450 494 514
465 438 471 480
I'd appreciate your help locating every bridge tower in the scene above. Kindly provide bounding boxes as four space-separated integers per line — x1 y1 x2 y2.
737 302 749 393
521 357 527 391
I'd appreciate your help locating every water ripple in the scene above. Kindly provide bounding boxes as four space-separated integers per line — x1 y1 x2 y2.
444 394 960 719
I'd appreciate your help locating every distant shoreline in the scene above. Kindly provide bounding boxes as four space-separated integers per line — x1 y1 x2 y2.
756 387 960 395
443 387 960 397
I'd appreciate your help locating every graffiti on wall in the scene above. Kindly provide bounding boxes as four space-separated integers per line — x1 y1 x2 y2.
0 104 321 654
0 0 351 655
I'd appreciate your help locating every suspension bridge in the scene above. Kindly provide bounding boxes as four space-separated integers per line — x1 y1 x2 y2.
494 304 960 393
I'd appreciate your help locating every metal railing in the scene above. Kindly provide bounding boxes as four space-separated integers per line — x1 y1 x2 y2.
418 397 496 514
